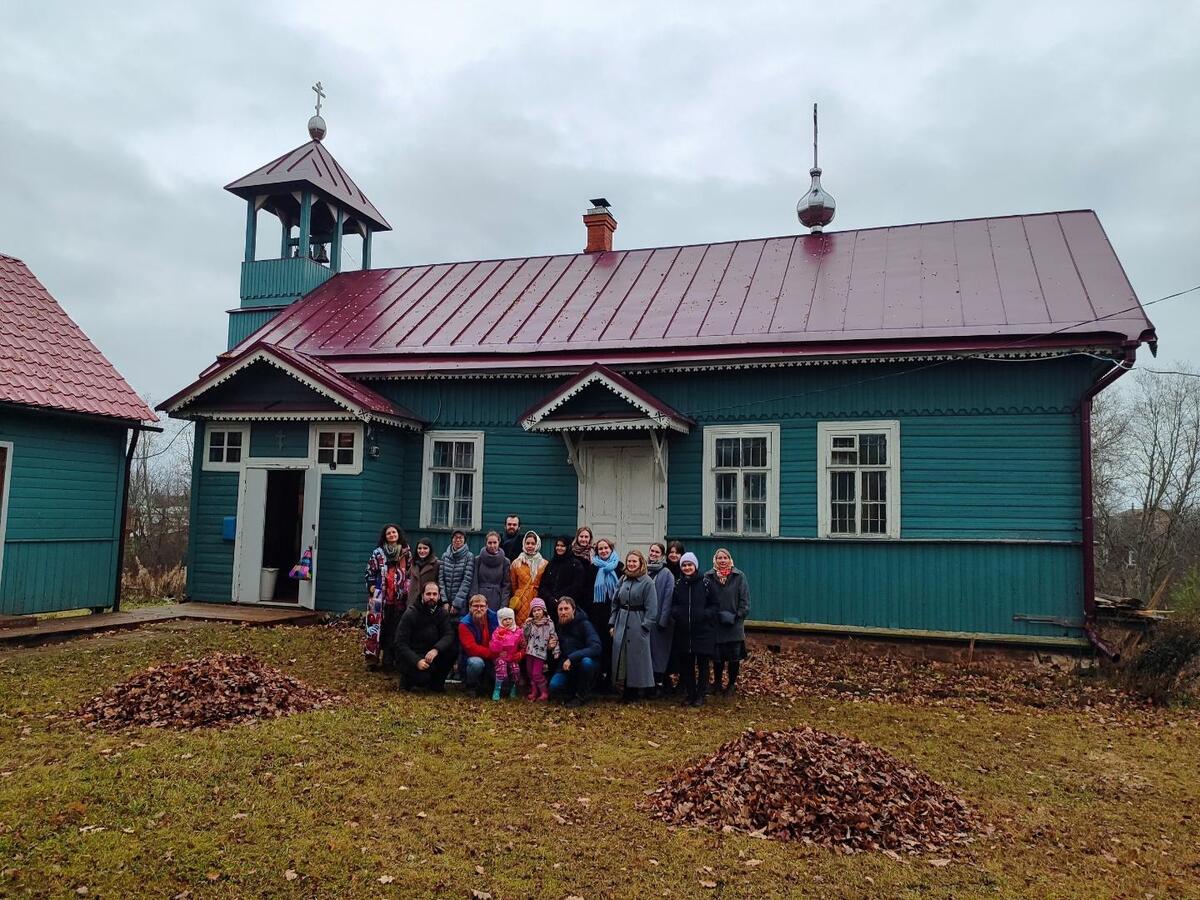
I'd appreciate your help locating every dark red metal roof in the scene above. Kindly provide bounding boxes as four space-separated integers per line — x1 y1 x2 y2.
225 140 391 231
0 254 156 423
227 210 1154 375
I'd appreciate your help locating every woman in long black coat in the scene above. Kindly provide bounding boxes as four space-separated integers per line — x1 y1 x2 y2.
671 552 718 706
539 536 586 606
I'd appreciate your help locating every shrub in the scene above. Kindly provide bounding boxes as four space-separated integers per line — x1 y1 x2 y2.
1123 619 1200 705
122 559 187 601
1168 567 1200 620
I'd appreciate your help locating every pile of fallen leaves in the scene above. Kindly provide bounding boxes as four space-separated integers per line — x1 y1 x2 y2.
74 653 340 730
645 727 978 855
740 645 1154 717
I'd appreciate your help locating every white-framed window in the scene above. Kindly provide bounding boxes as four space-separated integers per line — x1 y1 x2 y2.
702 425 780 537
817 420 901 539
311 424 363 475
202 423 250 471
421 431 484 531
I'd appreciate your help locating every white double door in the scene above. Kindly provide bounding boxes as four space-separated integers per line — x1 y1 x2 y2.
233 465 320 608
579 442 666 554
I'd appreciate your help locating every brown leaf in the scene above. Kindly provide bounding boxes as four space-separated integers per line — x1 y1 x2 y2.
284 869 299 881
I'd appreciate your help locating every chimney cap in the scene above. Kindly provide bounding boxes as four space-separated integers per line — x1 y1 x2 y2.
588 197 612 210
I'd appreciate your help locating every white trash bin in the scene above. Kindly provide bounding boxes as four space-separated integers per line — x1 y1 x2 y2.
259 567 279 603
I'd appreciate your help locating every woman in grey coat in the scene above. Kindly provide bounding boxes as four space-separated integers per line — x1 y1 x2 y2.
609 549 658 700
646 542 677 692
709 547 750 695
471 531 512 612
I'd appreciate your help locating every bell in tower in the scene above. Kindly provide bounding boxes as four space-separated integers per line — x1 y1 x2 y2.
222 83 392 349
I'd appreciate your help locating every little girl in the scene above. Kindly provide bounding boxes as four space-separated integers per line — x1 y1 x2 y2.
489 606 524 700
522 598 559 701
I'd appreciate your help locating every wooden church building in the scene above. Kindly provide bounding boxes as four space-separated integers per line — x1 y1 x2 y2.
162 107 1156 652
0 254 156 616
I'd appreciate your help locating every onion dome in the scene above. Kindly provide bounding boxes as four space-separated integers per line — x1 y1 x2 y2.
797 166 835 232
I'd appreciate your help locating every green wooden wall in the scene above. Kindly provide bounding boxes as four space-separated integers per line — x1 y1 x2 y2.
184 357 1101 639
0 406 128 615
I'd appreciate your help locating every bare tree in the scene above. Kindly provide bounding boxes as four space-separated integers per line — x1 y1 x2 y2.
125 419 193 576
1114 367 1200 602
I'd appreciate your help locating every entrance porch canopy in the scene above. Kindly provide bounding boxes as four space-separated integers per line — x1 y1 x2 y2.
517 364 692 480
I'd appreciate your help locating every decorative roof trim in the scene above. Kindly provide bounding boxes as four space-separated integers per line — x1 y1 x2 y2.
187 409 421 430
518 365 694 434
161 346 422 429
526 415 687 433
358 347 1117 381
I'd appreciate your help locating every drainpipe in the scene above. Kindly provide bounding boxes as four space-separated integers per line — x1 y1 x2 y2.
112 424 141 613
1079 346 1136 660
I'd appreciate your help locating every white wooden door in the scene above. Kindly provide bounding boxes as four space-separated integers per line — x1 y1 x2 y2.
233 467 269 603
297 465 320 609
580 443 666 553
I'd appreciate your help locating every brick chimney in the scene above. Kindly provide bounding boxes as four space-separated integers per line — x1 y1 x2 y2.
583 198 617 253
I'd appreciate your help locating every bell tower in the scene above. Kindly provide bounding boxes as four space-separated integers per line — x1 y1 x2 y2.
223 83 391 349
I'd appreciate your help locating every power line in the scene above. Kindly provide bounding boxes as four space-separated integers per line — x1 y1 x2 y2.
541 280 1200 427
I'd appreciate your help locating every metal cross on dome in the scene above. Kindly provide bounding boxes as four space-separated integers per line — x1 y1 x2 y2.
312 81 325 116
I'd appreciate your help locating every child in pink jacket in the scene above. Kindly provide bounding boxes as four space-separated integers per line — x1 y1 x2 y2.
489 606 524 700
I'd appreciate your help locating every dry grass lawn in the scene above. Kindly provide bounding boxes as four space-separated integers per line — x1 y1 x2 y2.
1 622 1198 899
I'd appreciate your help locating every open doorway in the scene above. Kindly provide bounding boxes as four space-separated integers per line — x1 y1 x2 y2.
262 469 303 603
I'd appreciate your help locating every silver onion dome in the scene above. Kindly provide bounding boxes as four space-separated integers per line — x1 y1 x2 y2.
797 166 835 232
308 114 327 142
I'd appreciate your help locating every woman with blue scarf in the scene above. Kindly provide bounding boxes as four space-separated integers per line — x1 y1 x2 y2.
589 537 622 692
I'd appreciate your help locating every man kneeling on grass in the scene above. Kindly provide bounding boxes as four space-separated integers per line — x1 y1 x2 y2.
395 581 458 692
549 596 601 708
458 594 499 697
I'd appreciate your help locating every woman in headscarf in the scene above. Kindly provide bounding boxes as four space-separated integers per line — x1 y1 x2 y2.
572 526 596 600
363 524 411 669
670 552 718 707
709 547 751 695
539 536 586 608
589 537 621 690
472 530 512 612
647 542 677 694
609 549 657 701
509 530 547 625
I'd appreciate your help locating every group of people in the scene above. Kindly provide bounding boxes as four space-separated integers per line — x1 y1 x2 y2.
363 515 751 707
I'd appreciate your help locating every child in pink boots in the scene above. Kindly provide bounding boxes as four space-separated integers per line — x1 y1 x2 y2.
522 598 559 701
490 606 524 700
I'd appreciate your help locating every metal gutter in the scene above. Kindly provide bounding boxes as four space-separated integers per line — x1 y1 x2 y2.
1079 346 1137 660
111 425 141 614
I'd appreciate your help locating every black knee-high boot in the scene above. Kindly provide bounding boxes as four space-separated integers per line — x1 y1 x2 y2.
727 659 740 691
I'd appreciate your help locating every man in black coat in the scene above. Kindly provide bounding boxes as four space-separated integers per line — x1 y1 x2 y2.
499 514 523 561
394 581 458 692
548 597 602 707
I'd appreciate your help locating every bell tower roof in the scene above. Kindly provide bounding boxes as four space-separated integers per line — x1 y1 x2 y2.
224 138 391 232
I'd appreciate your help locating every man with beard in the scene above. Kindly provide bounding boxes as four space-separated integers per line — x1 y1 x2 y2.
395 581 458 692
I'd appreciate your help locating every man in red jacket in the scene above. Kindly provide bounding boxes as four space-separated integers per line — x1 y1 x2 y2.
458 594 500 696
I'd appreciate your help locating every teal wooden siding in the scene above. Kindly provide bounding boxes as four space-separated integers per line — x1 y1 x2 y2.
239 258 333 307
227 308 282 349
0 407 128 615
250 422 309 458
187 425 238 603
184 357 1098 639
187 361 340 413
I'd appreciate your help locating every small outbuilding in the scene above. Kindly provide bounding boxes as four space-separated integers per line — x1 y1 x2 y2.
0 254 156 616
162 118 1156 653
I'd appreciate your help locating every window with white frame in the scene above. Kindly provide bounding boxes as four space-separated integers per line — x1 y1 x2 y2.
311 424 363 474
421 431 484 531
202 424 249 471
702 425 780 537
817 420 901 539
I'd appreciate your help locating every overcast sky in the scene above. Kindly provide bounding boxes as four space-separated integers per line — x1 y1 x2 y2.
2 1 1198 410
